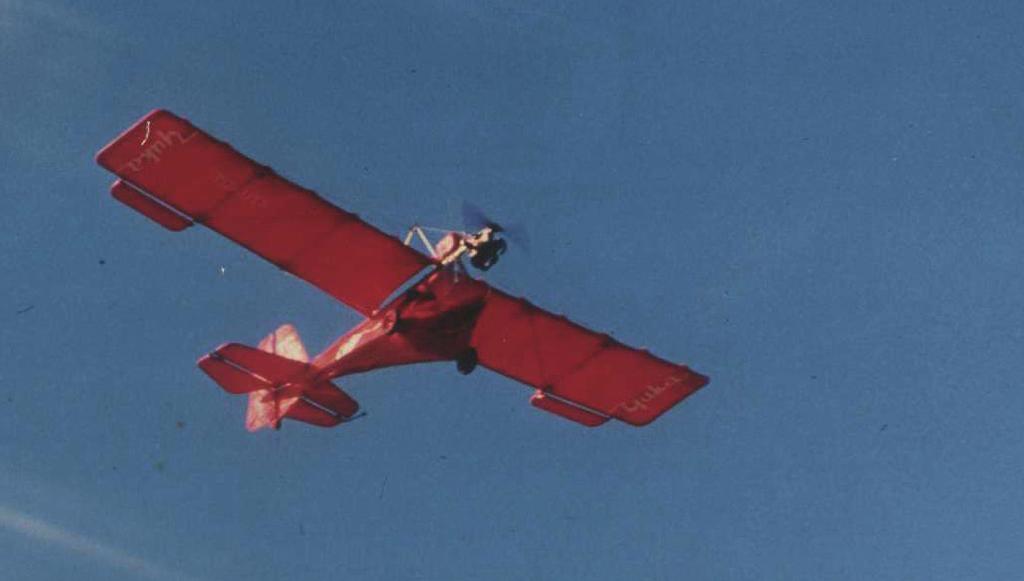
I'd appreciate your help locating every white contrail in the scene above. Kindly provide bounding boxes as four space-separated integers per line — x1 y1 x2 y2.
0 505 202 581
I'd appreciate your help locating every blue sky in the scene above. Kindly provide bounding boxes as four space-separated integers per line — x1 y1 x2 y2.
3 1 1024 579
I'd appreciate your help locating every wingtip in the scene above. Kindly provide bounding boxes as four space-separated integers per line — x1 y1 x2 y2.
95 108 178 167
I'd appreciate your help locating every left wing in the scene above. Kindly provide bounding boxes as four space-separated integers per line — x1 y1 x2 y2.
470 286 708 426
96 109 432 316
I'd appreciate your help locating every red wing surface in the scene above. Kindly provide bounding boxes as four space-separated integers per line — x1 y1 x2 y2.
96 109 432 316
471 287 708 426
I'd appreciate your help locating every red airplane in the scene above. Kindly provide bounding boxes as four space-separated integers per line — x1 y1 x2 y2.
96 110 708 431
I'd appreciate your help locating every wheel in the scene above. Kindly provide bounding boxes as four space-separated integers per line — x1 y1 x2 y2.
456 348 478 375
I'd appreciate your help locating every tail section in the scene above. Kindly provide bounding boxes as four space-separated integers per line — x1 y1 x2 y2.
198 324 360 431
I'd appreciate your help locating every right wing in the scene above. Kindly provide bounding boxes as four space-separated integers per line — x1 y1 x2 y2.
96 109 433 316
470 286 708 426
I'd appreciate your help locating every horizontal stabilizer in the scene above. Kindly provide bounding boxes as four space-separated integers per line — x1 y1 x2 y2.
110 179 192 231
214 343 308 385
244 381 359 431
200 326 360 431
303 381 360 418
197 354 271 394
283 398 344 428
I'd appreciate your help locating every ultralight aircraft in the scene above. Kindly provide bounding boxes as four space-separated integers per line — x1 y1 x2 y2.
96 110 708 431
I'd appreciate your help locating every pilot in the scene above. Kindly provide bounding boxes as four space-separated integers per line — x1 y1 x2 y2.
464 228 506 270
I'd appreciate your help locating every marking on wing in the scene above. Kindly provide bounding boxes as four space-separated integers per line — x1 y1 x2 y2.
118 128 197 174
615 374 686 414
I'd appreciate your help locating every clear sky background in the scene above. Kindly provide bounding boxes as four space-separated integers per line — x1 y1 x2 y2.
2 1 1023 579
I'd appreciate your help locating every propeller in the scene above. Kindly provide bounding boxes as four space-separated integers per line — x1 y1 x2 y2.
460 201 531 253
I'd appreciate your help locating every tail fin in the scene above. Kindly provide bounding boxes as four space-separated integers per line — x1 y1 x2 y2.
198 324 360 431
258 323 309 363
